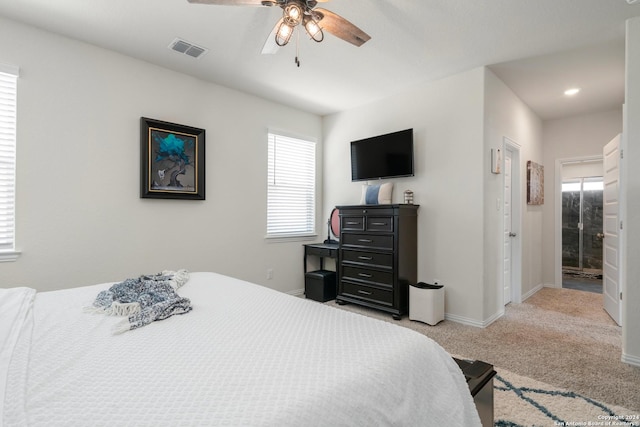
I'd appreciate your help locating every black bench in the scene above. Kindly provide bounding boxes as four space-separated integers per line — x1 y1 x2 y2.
454 358 496 427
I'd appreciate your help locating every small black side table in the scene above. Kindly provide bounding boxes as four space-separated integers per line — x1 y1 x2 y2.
303 242 339 274
303 242 339 302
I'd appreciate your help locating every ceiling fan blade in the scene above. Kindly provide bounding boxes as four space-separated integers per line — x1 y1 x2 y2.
187 0 270 5
262 18 283 54
314 8 370 47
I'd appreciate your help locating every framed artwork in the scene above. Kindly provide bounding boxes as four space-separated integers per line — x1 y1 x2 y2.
140 117 205 200
527 160 544 205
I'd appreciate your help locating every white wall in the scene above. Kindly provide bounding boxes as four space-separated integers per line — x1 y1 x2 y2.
541 109 622 286
0 17 322 292
623 17 640 366
483 69 543 318
323 68 487 324
323 67 546 326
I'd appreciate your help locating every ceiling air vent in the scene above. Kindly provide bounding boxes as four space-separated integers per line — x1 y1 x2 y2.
169 38 208 59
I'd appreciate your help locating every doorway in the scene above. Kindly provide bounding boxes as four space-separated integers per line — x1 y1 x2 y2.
503 138 522 305
561 176 604 294
556 157 604 293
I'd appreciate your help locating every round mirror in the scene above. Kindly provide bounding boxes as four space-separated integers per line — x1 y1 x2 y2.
329 208 340 240
324 208 340 244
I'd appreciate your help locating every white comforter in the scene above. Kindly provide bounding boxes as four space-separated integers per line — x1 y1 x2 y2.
2 272 480 426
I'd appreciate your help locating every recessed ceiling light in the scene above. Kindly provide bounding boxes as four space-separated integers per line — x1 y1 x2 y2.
564 88 581 96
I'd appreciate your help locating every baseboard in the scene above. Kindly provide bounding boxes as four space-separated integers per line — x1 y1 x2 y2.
482 309 505 327
429 283 546 328
445 311 504 328
543 282 562 289
521 283 544 302
622 352 640 368
444 313 483 327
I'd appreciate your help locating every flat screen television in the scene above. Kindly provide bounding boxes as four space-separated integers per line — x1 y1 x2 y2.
350 128 414 181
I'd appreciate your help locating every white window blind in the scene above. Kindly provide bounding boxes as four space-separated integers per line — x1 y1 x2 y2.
0 65 18 253
267 132 316 237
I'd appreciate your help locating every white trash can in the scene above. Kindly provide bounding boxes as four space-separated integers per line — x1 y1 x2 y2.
409 282 444 325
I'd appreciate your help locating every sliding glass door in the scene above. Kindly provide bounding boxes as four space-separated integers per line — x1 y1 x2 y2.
561 177 604 274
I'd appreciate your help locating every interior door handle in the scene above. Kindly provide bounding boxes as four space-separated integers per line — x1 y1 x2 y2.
509 232 517 237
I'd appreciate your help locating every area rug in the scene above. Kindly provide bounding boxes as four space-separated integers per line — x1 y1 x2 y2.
494 367 640 427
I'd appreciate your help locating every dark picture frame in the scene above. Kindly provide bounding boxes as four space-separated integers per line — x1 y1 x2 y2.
140 117 205 200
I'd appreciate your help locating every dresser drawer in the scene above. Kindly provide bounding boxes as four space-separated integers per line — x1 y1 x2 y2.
341 233 393 250
342 265 393 286
341 249 393 268
341 216 365 231
305 245 338 258
340 207 396 216
366 216 393 232
341 280 393 306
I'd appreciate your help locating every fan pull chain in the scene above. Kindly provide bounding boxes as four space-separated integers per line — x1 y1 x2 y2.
295 27 301 67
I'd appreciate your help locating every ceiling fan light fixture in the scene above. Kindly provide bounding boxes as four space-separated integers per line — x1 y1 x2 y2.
283 3 303 26
303 16 324 42
275 21 294 46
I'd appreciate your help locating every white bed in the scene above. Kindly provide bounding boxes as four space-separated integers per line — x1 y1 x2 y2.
1 272 481 426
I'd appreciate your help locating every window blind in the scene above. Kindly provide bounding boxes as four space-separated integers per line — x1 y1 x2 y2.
0 66 18 252
267 133 316 237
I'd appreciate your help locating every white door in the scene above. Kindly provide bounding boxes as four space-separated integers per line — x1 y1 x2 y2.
503 150 513 305
603 134 621 325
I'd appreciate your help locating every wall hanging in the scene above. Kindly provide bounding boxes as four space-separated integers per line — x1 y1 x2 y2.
140 117 205 200
527 160 544 205
491 148 501 174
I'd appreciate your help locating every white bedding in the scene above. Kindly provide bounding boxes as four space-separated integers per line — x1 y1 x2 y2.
2 272 480 426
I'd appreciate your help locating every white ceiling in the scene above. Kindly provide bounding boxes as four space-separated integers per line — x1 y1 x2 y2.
0 0 639 119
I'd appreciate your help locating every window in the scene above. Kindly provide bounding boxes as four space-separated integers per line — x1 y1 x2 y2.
0 64 18 260
562 178 604 192
267 132 316 238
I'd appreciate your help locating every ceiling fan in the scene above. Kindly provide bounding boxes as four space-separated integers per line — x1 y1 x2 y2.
187 0 371 65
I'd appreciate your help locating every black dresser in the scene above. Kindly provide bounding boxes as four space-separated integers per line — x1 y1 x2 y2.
336 204 419 319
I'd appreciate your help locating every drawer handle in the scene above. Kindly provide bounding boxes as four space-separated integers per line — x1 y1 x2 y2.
357 290 372 295
346 221 360 225
371 222 387 226
358 273 372 278
358 239 373 243
358 256 373 261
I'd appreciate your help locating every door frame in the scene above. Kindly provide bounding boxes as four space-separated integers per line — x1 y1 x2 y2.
554 155 603 288
503 137 522 304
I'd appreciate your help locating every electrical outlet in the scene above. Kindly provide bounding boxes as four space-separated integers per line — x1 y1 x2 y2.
267 269 273 280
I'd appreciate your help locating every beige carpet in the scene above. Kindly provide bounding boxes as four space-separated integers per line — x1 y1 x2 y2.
328 287 640 413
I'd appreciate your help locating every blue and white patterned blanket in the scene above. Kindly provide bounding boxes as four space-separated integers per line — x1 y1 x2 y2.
89 270 192 334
